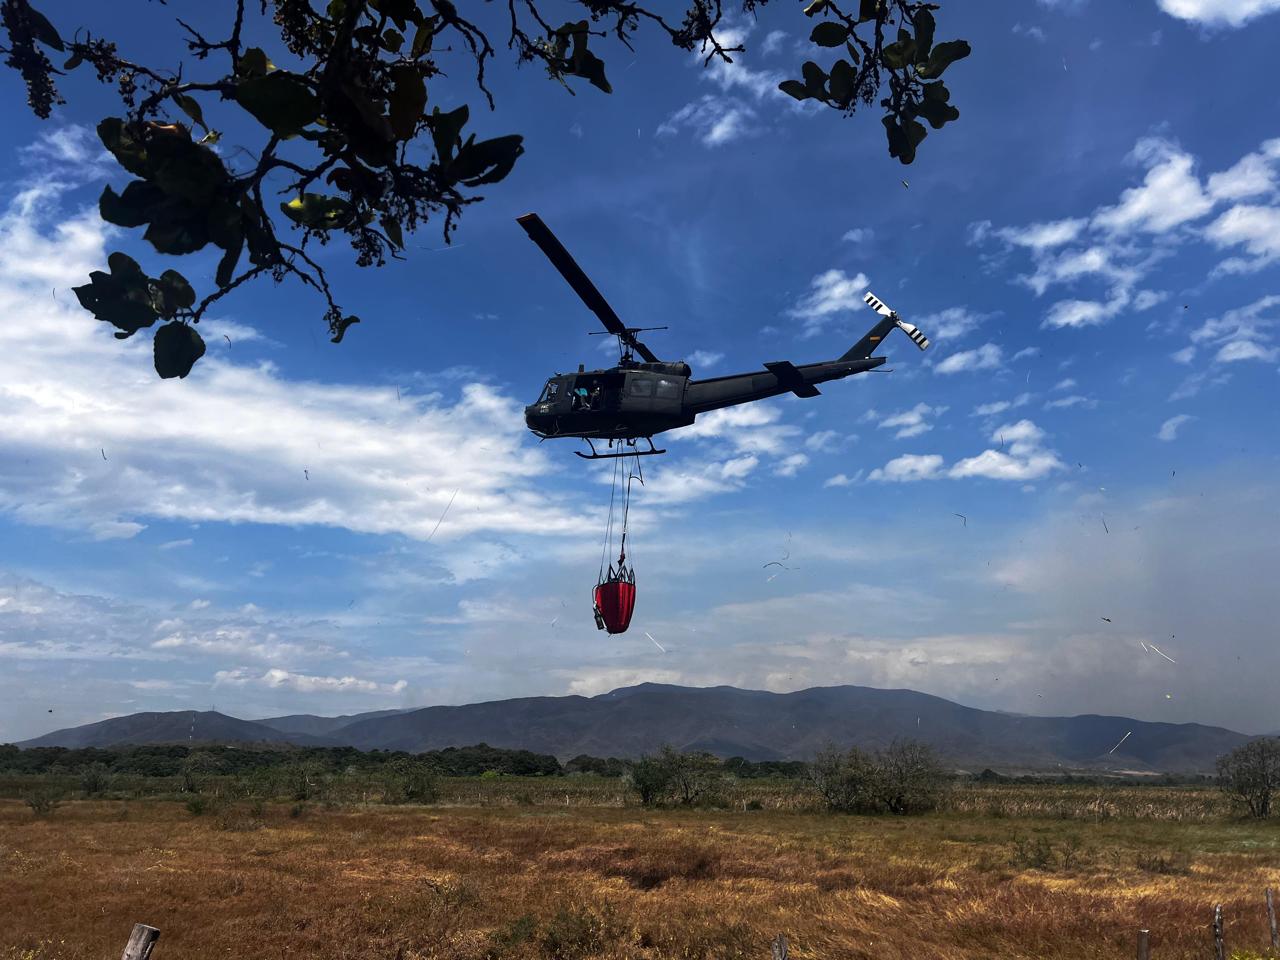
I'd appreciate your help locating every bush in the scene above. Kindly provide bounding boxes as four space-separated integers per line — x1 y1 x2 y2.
629 755 672 807
807 744 883 813
875 739 947 814
79 762 112 796
383 757 438 804
539 905 622 960
1216 737 1280 818
24 789 61 817
808 739 946 814
485 914 536 959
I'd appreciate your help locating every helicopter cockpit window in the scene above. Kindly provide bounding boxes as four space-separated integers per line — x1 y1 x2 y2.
627 378 654 397
655 379 680 400
539 380 560 403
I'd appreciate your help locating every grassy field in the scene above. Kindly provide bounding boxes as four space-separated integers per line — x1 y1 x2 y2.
2 789 1279 960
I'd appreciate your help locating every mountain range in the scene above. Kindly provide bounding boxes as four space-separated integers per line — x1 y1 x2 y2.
13 683 1254 773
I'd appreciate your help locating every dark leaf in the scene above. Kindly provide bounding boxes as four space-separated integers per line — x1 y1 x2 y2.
857 0 880 22
280 193 353 229
882 115 926 164
573 49 612 94
914 97 959 129
99 180 163 228
143 198 212 255
913 8 936 61
388 64 427 141
918 39 971 79
237 47 273 79
778 79 811 102
380 215 403 248
330 314 360 343
63 52 82 70
155 269 196 316
381 28 404 52
234 72 320 137
922 80 951 102
881 37 917 70
802 0 829 14
810 22 849 47
154 321 206 379
430 104 468 164
72 252 158 334
173 93 207 131
97 118 151 178
828 59 855 105
411 18 435 57
801 61 828 98
215 237 243 288
26 5 63 51
147 130 228 203
448 134 524 187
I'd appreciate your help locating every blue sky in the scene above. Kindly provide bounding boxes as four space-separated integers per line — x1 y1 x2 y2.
2 0 1279 743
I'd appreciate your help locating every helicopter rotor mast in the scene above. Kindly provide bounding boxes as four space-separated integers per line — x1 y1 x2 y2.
516 213 662 364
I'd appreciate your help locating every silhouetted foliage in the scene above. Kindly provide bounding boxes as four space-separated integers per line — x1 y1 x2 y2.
1216 737 1280 818
0 0 970 377
808 738 945 814
628 753 672 807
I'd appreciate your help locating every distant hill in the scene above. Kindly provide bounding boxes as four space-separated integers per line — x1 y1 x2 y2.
255 708 412 738
17 711 328 749
13 684 1253 773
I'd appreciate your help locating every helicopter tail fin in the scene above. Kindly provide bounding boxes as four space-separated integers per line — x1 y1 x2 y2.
840 315 898 361
840 291 930 360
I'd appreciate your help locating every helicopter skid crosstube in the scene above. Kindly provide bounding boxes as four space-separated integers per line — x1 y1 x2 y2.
574 437 666 460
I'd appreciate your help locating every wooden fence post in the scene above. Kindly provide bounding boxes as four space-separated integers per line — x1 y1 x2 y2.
1267 888 1279 950
1212 904 1224 960
121 924 160 960
1137 928 1150 960
770 934 788 960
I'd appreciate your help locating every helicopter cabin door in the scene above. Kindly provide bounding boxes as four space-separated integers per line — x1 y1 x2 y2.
623 371 684 414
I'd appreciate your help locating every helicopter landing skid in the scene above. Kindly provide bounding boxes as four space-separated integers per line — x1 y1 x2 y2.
575 437 666 460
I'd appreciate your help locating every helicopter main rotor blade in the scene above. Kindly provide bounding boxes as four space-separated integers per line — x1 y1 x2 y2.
516 213 660 363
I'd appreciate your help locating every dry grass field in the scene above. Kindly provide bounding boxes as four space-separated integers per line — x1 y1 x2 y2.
3 791 1279 960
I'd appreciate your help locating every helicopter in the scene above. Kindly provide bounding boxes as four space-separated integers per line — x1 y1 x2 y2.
518 213 931 460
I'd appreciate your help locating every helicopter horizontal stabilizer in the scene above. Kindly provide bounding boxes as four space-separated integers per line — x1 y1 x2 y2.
764 361 821 398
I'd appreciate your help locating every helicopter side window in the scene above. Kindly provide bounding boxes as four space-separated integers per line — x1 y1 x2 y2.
627 378 654 398
540 380 560 403
655 379 680 400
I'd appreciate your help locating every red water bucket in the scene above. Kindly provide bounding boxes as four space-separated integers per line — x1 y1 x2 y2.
594 578 637 634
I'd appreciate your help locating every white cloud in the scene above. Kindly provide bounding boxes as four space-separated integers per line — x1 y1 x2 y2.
1012 23 1047 41
687 349 724 369
1157 414 1193 441
1207 152 1276 202
1011 347 1040 362
935 343 1002 374
214 667 406 695
867 454 944 483
1156 0 1280 26
657 95 761 146
1133 289 1168 311
1092 139 1212 234
1187 294 1280 364
917 306 987 341
1204 204 1280 272
773 453 809 477
823 472 859 488
998 217 1087 250
787 268 871 337
804 429 847 453
761 29 788 55
1043 394 1097 410
0 181 592 546
842 227 874 244
677 403 799 456
1052 378 1077 391
873 402 948 440
947 420 1065 482
158 538 193 550
1042 289 1131 329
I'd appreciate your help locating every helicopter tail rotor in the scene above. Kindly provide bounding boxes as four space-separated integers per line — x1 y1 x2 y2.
840 291 930 361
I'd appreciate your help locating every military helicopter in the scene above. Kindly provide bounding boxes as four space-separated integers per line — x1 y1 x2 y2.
518 213 931 459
